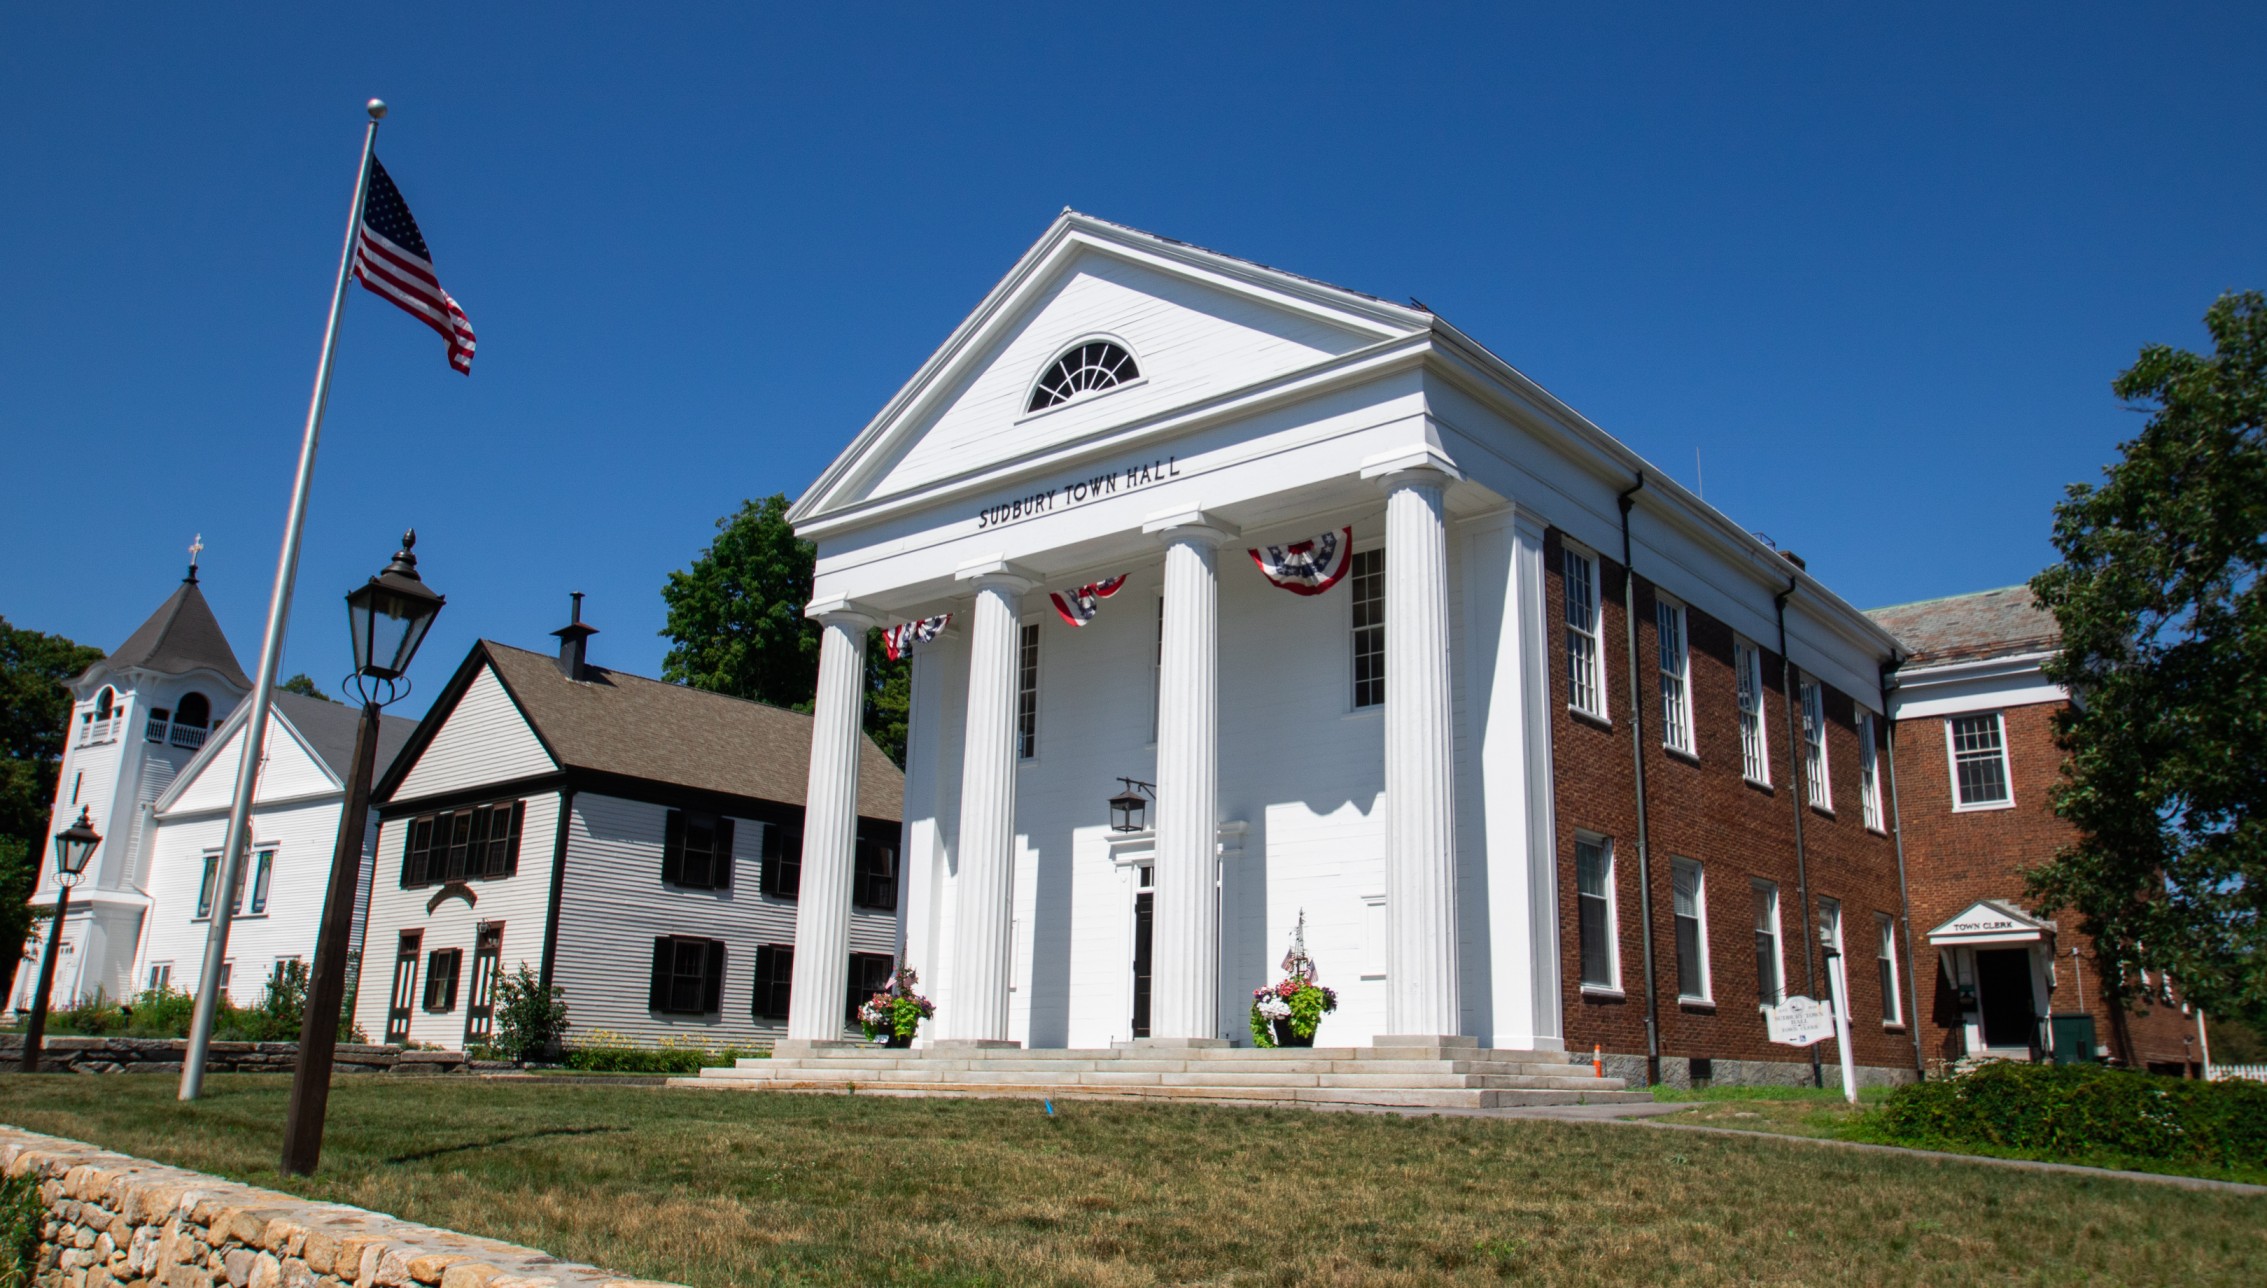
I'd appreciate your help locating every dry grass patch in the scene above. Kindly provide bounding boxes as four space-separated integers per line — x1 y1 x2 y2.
1 1075 2260 1285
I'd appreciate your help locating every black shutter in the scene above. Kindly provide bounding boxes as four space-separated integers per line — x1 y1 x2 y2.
648 938 671 1011
713 817 735 890
502 800 525 877
703 940 727 1014
760 824 781 896
782 829 802 899
662 810 686 886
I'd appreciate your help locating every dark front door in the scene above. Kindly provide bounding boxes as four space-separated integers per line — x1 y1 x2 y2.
1976 948 2037 1050
1132 885 1154 1039
463 923 503 1048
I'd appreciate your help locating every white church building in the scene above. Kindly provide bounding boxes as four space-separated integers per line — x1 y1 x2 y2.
770 211 1908 1064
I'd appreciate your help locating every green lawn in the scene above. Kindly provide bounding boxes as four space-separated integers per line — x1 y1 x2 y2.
2 1075 2262 1286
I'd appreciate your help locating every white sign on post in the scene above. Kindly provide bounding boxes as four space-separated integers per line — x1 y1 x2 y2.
1766 996 1834 1047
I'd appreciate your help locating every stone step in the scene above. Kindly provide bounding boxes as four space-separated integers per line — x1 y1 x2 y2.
700 1065 1628 1093
671 1075 1651 1110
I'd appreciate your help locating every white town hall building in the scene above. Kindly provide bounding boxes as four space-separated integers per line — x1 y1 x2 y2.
767 211 1905 1066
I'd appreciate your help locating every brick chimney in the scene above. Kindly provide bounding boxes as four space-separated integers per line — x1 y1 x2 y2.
552 592 598 681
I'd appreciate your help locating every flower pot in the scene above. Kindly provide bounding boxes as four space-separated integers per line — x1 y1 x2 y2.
886 1032 914 1049
1271 1018 1314 1049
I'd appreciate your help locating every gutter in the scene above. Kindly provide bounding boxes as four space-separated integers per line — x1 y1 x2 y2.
1881 653 1927 1081
1618 474 1662 1086
1776 580 1823 1089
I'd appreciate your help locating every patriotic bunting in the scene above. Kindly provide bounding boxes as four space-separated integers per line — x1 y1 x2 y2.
881 614 951 661
1049 574 1128 627
1249 527 1353 596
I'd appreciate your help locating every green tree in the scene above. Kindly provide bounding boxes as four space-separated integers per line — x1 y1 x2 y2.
660 495 910 765
0 617 103 1001
2028 290 2267 1028
279 673 335 702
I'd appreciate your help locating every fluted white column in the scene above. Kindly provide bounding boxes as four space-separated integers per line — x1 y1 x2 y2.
786 604 875 1041
946 567 1034 1043
1375 462 1462 1036
1144 512 1236 1042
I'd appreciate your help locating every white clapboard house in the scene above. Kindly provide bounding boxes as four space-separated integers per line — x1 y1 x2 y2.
134 689 416 1007
352 608 905 1050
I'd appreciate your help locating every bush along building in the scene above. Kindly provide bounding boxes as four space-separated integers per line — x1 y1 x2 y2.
759 211 1919 1090
1871 586 2212 1076
352 601 905 1051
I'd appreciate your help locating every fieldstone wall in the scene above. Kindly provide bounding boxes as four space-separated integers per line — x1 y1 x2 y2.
0 1038 508 1077
0 1126 683 1288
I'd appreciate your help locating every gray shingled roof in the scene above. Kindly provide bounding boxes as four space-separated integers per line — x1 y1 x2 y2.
273 689 419 784
1866 585 2060 666
483 643 903 821
105 575 251 688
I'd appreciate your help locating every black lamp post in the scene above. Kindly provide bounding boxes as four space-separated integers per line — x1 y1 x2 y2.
282 532 442 1176
20 809 100 1072
1109 779 1155 833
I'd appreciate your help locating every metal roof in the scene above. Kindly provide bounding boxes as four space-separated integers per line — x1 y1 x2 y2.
1867 584 2059 666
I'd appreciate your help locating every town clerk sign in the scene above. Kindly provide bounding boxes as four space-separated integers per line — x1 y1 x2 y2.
975 455 1182 530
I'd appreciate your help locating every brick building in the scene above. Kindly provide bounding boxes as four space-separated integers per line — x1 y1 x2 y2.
1870 586 2210 1075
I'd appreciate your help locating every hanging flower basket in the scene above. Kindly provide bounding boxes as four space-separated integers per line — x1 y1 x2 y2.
1250 913 1337 1049
857 966 935 1047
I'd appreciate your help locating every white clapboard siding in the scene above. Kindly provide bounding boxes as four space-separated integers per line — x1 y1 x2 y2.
166 714 337 815
866 252 1375 500
393 666 555 803
549 793 899 1047
352 792 562 1049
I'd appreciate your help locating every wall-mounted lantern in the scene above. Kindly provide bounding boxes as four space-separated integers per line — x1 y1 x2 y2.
1109 778 1155 833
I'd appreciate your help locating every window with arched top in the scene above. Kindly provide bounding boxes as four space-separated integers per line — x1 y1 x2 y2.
1027 340 1140 412
93 688 115 718
175 692 210 729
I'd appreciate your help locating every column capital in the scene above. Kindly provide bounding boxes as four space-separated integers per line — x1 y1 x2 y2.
1360 445 1462 490
803 595 880 629
1141 507 1240 546
953 558 1040 593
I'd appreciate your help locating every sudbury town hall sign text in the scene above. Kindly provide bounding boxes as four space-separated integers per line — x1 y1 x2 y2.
974 455 1181 531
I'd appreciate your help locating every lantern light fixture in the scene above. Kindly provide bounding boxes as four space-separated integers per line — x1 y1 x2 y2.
1108 778 1155 834
346 530 446 682
53 807 100 881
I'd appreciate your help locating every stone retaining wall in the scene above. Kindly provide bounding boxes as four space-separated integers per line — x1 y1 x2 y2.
0 1038 510 1077
0 1126 683 1288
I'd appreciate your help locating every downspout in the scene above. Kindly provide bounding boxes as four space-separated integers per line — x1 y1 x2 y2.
1618 475 1662 1087
1881 653 1926 1081
1776 581 1823 1088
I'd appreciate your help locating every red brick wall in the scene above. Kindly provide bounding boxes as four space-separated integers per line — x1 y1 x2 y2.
1891 699 2208 1073
1543 529 1916 1078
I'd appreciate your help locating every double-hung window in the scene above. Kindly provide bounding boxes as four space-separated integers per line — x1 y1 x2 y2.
1575 834 1619 990
422 947 462 1013
197 848 276 919
401 800 524 887
1800 680 1831 811
1858 711 1884 832
1752 880 1784 1007
1016 623 1041 759
1876 912 1902 1026
1657 598 1694 756
1735 638 1770 785
1672 858 1709 1002
751 944 793 1021
761 822 803 900
853 836 900 911
846 952 896 1024
1948 712 2011 808
649 936 726 1015
1350 547 1385 709
1564 547 1607 719
663 809 735 889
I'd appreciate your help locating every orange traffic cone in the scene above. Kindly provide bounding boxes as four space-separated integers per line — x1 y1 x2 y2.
1592 1045 1604 1077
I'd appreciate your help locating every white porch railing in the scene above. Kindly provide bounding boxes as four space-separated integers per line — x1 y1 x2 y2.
169 723 208 750
145 714 169 743
2213 1064 2267 1083
77 717 118 747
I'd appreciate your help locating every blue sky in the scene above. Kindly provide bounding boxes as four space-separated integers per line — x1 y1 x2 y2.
4 4 2260 716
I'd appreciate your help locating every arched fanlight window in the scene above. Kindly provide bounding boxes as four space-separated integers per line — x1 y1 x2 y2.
175 692 210 729
93 687 116 719
1027 340 1140 412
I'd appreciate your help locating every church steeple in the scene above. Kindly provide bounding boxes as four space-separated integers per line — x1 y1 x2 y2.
106 550 250 688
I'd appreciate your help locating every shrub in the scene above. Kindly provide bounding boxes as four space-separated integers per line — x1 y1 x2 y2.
560 1032 749 1074
1870 1060 2267 1176
491 964 569 1062
0 1170 41 1288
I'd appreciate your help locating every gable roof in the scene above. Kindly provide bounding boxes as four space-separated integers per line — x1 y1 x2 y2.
270 689 419 783
104 574 250 688
387 642 903 821
1867 585 2059 667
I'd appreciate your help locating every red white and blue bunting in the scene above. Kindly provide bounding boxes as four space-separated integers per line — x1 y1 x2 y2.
1049 574 1128 627
1248 527 1353 596
881 614 951 661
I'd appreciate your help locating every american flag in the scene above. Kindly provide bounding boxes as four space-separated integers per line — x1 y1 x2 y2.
353 156 477 373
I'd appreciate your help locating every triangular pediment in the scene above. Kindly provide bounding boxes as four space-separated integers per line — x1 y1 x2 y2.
158 704 339 815
1927 899 2055 944
792 212 1430 526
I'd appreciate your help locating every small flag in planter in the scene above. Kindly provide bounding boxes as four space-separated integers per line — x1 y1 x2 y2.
1249 527 1352 595
882 614 951 661
1049 574 1127 627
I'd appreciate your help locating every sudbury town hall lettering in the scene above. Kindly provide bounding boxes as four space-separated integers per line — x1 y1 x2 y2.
974 455 1180 530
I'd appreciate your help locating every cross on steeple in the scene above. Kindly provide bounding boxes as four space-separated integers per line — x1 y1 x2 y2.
186 533 204 583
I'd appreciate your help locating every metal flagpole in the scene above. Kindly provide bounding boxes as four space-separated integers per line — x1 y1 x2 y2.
181 99 386 1100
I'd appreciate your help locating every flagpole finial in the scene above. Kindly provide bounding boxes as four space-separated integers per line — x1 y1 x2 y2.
366 99 387 120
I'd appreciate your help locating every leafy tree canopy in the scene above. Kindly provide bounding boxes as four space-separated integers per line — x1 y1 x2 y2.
2028 290 2267 1027
0 616 103 1000
661 495 909 765
279 673 335 702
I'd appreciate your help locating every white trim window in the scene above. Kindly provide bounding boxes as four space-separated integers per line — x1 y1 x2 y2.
1575 833 1620 991
1876 911 1903 1026
1656 598 1695 756
1752 880 1784 1007
1735 638 1770 785
1564 546 1607 719
196 847 277 920
1800 680 1832 812
1016 622 1040 760
1350 547 1385 710
1947 712 2011 809
1858 711 1884 832
1817 896 1848 1020
1672 858 1710 1003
